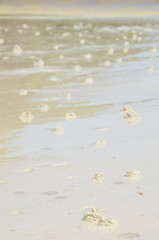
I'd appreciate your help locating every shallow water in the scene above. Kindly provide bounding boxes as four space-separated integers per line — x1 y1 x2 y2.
0 16 159 240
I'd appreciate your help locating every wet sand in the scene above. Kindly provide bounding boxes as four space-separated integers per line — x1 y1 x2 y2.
0 3 159 17
0 15 159 240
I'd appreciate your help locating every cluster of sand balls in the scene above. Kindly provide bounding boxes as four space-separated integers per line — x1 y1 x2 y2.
82 209 118 232
122 106 141 125
125 169 142 183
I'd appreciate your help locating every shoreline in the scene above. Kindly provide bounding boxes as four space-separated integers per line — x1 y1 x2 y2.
0 4 159 18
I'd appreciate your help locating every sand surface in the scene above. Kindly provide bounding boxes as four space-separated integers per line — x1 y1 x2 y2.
0 14 159 240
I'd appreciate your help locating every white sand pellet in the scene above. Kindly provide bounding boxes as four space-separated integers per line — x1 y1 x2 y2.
33 58 44 67
53 162 69 167
85 77 94 85
105 60 111 67
74 65 82 71
116 57 123 63
149 46 157 53
80 39 85 45
123 48 129 53
20 111 33 123
84 53 92 60
125 169 142 183
13 45 22 56
54 126 64 136
107 48 114 55
65 93 72 100
82 210 118 231
35 31 40 36
39 103 50 113
122 106 141 125
62 32 70 37
147 65 154 72
25 168 35 172
65 112 77 121
0 38 4 44
53 45 59 50
12 210 23 215
94 140 107 148
19 89 28 96
92 173 104 184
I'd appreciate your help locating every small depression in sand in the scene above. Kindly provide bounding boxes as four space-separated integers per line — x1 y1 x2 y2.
42 191 58 196
118 232 141 239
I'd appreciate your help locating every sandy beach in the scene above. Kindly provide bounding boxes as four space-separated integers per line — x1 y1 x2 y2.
0 4 159 239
